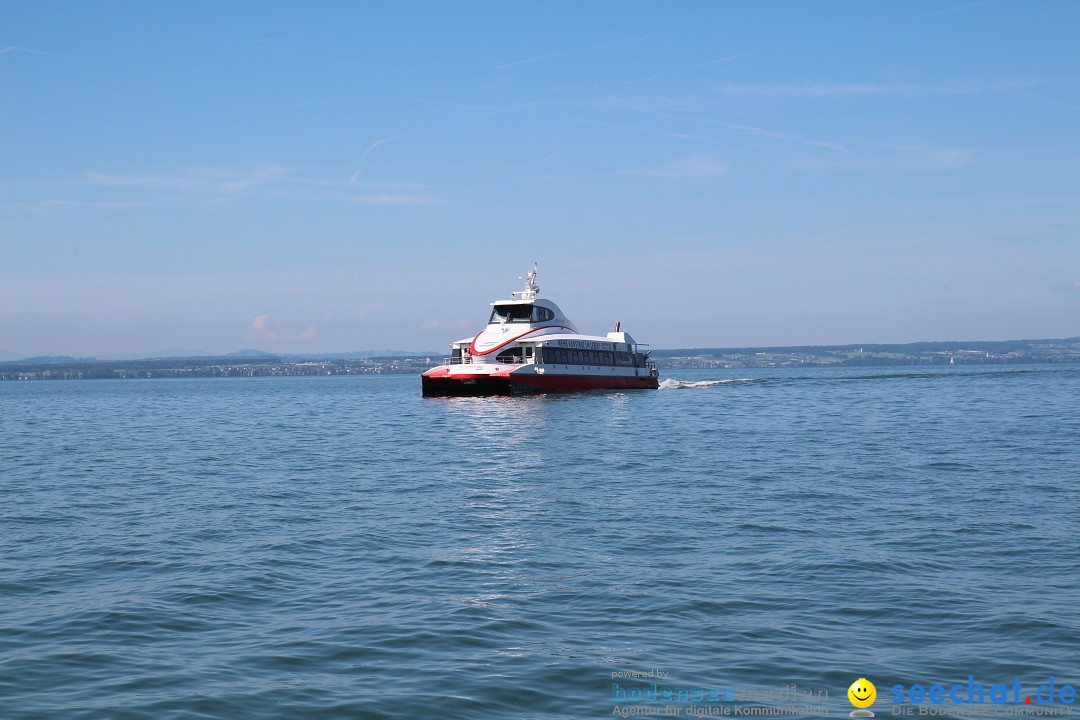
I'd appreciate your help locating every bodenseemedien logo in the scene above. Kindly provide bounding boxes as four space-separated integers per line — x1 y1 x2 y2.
849 678 877 717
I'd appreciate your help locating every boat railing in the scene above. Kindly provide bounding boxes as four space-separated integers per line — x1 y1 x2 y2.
447 355 654 371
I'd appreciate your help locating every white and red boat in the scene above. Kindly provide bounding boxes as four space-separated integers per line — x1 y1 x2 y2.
421 266 659 396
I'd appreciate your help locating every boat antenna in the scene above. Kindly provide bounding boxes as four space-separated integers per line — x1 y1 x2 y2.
513 263 540 301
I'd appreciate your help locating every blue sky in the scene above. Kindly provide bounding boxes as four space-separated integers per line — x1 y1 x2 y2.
2 0 1079 356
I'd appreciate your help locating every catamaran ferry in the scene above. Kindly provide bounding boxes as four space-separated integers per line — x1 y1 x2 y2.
421 266 659 396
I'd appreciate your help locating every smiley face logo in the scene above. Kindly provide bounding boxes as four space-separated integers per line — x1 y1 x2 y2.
848 678 877 710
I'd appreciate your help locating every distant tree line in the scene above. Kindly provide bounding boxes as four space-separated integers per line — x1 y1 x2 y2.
650 337 1080 358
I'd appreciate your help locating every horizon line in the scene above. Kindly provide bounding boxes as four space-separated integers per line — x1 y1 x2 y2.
2 334 1078 363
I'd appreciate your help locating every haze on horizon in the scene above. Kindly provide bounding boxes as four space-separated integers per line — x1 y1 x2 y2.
2 1 1079 358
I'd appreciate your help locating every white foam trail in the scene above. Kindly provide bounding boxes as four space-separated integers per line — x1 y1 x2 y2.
659 378 756 389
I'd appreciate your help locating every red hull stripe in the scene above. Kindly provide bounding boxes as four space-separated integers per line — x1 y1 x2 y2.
510 374 659 390
421 372 658 390
420 372 658 395
468 325 573 356
422 367 514 380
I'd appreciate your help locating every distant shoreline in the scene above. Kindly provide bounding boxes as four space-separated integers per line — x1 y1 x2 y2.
2 337 1078 380
652 336 1080 370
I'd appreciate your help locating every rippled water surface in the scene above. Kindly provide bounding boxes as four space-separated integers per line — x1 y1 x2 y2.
2 366 1078 719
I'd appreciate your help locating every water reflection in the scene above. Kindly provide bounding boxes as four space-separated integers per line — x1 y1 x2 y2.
419 394 601 618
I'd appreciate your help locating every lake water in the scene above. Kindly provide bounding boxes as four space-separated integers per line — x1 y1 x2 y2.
2 365 1078 719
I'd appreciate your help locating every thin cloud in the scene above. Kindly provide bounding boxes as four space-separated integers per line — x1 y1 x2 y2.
27 164 443 208
352 193 443 206
577 118 706 142
716 82 900 97
595 34 655 50
613 50 756 89
17 47 75 59
870 142 976 169
625 156 730 178
247 315 316 342
492 50 570 71
350 135 410 182
4 199 147 211
473 101 542 118
362 136 403 158
806 140 851 153
219 165 290 192
698 51 758 67
75 165 292 193
350 304 390 319
247 314 274 340
408 99 540 120
493 35 652 71
715 79 1040 97
413 99 502 113
791 142 976 171
618 72 667 88
77 171 194 189
0 42 76 60
593 94 697 114
723 122 792 139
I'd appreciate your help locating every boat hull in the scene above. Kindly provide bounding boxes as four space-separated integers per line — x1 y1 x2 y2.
421 370 659 397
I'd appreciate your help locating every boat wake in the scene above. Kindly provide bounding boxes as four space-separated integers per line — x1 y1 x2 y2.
659 378 757 390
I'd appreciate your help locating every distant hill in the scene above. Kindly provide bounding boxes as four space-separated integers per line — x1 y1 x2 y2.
278 350 440 360
226 349 277 358
15 355 98 365
230 349 438 360
651 337 1080 357
97 348 214 360
0 349 440 367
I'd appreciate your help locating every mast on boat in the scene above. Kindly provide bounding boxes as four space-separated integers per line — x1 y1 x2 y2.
511 264 539 301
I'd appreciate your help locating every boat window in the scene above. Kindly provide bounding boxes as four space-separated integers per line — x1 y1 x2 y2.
530 306 555 322
495 348 524 364
541 347 624 366
489 304 534 323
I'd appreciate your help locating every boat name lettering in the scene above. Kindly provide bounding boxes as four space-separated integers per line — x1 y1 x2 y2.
555 340 613 350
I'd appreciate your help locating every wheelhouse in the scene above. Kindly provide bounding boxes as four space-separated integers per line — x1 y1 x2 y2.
488 303 556 324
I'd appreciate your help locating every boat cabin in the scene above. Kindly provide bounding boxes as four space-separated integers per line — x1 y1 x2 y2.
488 301 558 325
